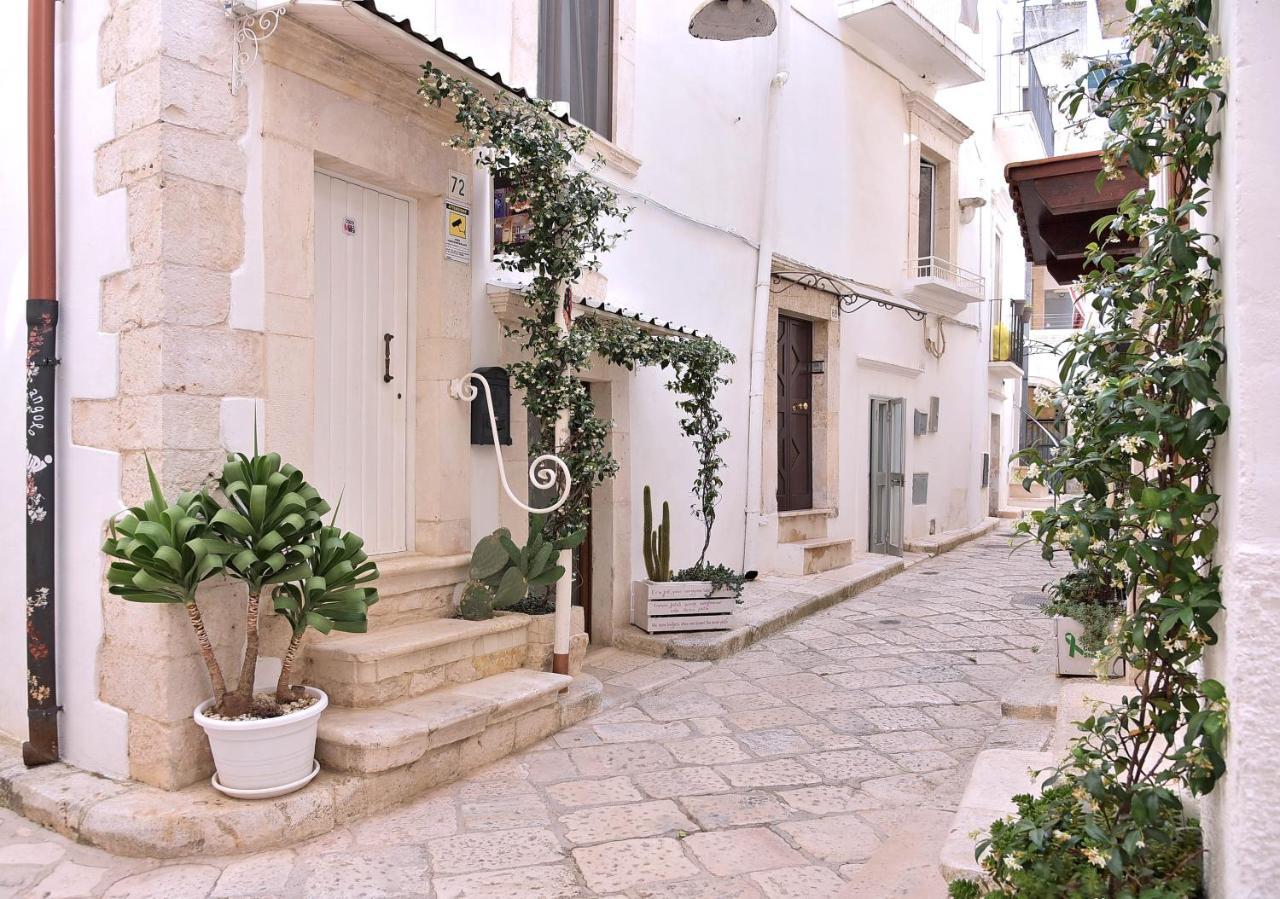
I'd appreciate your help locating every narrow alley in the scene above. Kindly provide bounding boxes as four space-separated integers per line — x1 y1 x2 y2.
0 526 1060 898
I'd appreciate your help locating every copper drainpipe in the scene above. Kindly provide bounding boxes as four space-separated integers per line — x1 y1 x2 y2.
24 0 60 766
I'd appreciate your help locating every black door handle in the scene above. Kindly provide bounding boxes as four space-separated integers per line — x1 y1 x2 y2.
383 333 394 383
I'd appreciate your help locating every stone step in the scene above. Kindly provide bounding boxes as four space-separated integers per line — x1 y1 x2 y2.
939 749 1056 882
304 615 530 707
365 552 470 627
773 536 855 575
777 508 834 544
316 669 572 774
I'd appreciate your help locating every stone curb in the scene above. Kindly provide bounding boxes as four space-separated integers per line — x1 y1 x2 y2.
615 516 1000 663
0 673 603 859
613 558 905 662
904 517 999 557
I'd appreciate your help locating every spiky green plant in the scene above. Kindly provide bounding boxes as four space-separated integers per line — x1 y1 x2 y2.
272 525 379 701
641 485 671 581
210 450 329 716
102 458 235 705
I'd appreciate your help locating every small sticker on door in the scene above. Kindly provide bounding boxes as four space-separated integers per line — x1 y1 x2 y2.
343 217 356 235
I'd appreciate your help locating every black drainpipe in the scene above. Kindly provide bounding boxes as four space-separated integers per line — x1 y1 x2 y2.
24 0 60 767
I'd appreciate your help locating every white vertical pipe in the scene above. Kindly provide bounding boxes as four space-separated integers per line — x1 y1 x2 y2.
742 0 791 572
553 292 572 675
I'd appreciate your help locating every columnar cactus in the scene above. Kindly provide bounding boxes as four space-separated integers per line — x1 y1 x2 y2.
642 485 671 582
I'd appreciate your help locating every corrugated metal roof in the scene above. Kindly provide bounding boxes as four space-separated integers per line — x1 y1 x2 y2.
350 0 538 101
575 298 703 339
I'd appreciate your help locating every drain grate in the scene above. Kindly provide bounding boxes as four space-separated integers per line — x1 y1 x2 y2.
1011 592 1044 608
878 618 903 625
918 571 940 576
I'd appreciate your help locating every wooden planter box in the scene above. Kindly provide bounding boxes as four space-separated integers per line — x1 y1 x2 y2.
1054 616 1125 678
631 580 735 633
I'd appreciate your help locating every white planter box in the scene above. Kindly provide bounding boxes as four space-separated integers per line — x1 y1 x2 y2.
195 686 327 798
631 580 735 633
1054 616 1125 678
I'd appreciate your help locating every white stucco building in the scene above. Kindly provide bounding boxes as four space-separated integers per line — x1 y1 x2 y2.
1 0 1046 832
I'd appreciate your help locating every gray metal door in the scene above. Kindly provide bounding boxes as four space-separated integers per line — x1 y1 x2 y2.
869 398 905 556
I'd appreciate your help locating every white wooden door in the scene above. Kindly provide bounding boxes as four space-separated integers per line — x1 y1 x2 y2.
313 171 411 555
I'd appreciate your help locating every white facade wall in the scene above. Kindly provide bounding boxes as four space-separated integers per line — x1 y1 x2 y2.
1205 0 1280 894
393 0 1031 575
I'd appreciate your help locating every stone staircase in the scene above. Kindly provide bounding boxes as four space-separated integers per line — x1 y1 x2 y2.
300 554 601 799
775 509 857 575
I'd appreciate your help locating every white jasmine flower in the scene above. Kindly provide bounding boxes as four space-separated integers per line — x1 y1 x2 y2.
1167 354 1187 368
1084 846 1109 868
1117 434 1143 454
1026 463 1042 480
1004 855 1024 871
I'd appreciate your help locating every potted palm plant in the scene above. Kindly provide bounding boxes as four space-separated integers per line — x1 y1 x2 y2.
102 452 378 798
630 485 741 633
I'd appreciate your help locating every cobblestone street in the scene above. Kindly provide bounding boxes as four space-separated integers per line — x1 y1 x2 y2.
0 527 1058 898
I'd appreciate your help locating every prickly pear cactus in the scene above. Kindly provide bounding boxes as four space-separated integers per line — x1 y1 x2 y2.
459 581 494 620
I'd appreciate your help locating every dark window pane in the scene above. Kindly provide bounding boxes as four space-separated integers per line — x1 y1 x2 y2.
918 160 935 262
539 0 614 139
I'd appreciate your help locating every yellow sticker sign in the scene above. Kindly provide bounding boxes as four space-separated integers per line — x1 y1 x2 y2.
444 201 470 263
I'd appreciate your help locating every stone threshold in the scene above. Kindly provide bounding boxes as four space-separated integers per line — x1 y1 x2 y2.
0 674 602 859
904 517 999 556
614 553 905 662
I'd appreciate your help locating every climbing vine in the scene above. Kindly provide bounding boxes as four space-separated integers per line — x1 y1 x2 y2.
418 66 734 553
956 1 1228 893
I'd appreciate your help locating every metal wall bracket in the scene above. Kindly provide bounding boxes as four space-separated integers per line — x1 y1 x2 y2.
449 373 572 515
770 271 927 322
225 1 291 95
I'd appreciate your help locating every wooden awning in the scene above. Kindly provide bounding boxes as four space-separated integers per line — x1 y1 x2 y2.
1005 151 1145 284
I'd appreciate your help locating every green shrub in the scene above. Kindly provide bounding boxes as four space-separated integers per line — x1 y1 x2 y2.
1041 569 1124 655
948 783 1203 899
672 562 746 599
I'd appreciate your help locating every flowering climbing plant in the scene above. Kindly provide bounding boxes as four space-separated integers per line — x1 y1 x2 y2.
955 0 1229 893
418 66 735 552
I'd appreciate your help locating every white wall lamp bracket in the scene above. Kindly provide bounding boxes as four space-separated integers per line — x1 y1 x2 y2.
448 374 572 515
225 1 292 95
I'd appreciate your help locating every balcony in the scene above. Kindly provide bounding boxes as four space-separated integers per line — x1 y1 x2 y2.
836 0 983 88
994 53 1055 160
989 298 1029 380
903 256 986 317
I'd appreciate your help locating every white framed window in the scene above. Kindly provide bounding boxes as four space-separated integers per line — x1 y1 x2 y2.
538 0 614 139
918 159 937 262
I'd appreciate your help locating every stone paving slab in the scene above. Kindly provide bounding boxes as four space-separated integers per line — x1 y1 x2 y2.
0 523 1061 897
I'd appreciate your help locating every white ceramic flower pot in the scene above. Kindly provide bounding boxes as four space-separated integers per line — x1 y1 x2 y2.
194 686 327 798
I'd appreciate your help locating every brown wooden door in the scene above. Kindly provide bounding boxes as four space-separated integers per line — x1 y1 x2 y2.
777 315 814 512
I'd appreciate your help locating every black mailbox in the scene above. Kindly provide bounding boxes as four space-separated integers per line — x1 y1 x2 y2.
470 367 512 446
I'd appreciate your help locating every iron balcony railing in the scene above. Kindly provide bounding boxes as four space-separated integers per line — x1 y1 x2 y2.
1024 54 1055 157
1031 309 1084 330
910 255 986 298
990 298 1029 367
997 51 1055 157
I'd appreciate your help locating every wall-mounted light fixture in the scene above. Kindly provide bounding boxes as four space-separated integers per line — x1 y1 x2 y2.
689 0 778 40
958 196 987 224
